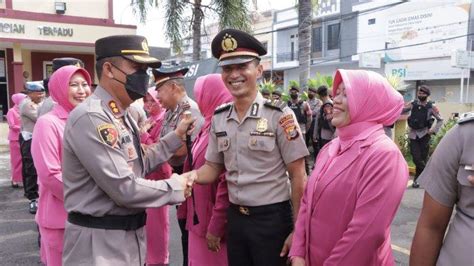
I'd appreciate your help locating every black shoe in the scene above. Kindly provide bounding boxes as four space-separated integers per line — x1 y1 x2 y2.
412 181 420 188
11 182 19 188
29 200 38 214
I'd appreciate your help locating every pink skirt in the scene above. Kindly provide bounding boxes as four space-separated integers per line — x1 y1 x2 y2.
188 230 228 266
145 206 169 264
38 226 64 266
9 141 23 183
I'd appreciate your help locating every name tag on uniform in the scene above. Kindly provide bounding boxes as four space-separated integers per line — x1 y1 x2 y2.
216 131 227 137
250 131 275 137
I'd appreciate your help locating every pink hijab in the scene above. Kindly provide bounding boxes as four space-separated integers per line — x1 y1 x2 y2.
48 65 91 113
194 74 233 133
332 69 403 145
12 93 27 107
191 74 232 167
313 69 404 179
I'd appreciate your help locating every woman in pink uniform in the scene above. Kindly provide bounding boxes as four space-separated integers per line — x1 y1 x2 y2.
183 74 232 266
6 93 27 187
290 69 408 266
140 88 173 266
31 65 91 266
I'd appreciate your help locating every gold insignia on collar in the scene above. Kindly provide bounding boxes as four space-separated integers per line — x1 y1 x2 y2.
221 33 237 52
256 118 268 133
108 101 120 116
141 40 149 53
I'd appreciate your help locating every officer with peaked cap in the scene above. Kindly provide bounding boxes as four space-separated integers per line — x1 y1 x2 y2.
61 35 195 266
38 57 84 117
19 81 45 214
153 66 204 266
187 29 309 265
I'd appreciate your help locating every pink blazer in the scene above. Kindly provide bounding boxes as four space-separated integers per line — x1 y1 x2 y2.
6 107 21 141
290 131 408 265
31 105 68 229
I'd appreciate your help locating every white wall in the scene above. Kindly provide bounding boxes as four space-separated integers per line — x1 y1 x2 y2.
13 0 109 19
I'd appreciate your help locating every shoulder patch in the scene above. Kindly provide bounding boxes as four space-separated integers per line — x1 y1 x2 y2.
458 112 474 124
97 123 119 147
214 102 232 114
263 99 285 112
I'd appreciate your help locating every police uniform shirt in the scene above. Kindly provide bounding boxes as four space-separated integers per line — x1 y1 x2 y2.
62 85 185 217
20 97 43 140
418 113 474 265
205 92 309 206
307 98 322 119
160 95 204 167
37 96 55 117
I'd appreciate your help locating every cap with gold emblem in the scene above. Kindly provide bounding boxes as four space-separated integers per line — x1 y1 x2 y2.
52 57 84 72
95 35 161 68
152 67 189 89
211 29 267 67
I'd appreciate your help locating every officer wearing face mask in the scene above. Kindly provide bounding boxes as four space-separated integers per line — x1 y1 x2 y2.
61 35 196 266
403 85 443 188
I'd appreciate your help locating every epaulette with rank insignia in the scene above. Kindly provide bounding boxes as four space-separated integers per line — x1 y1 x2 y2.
263 99 285 112
458 112 474 124
214 102 232 114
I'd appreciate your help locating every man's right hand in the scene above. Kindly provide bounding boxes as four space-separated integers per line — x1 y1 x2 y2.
173 171 197 198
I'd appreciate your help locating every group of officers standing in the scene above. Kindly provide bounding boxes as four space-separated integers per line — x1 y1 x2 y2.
6 20 468 265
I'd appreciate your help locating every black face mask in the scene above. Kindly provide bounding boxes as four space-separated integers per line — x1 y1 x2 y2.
111 63 150 101
418 96 428 102
290 94 298 100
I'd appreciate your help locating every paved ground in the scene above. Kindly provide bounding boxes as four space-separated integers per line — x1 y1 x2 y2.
0 149 422 265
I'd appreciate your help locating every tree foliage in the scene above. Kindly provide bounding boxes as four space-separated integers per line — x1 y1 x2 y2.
130 0 251 59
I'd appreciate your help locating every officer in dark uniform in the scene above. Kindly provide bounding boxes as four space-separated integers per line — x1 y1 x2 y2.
39 57 84 117
189 29 309 266
61 35 195 266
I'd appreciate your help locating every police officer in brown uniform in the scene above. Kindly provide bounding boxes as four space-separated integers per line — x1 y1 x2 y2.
410 112 474 265
153 66 204 266
19 82 45 213
188 29 309 266
154 66 204 174
61 35 194 266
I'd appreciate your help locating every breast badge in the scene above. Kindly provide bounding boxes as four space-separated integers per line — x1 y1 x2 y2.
256 118 268 133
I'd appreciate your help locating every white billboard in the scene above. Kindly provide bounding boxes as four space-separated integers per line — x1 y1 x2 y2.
385 59 463 80
385 3 470 61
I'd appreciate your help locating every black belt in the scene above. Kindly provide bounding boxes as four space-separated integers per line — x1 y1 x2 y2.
230 201 290 216
68 212 147 231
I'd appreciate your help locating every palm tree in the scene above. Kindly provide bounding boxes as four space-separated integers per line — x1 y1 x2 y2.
298 0 313 90
131 0 251 61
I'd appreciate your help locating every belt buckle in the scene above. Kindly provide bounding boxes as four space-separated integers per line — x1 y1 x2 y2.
239 206 250 216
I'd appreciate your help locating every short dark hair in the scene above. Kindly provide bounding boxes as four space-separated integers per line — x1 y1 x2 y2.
95 56 123 79
317 85 329 97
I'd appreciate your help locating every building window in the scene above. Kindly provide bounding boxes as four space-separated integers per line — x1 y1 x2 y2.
327 23 340 50
312 27 322 53
368 18 376 25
